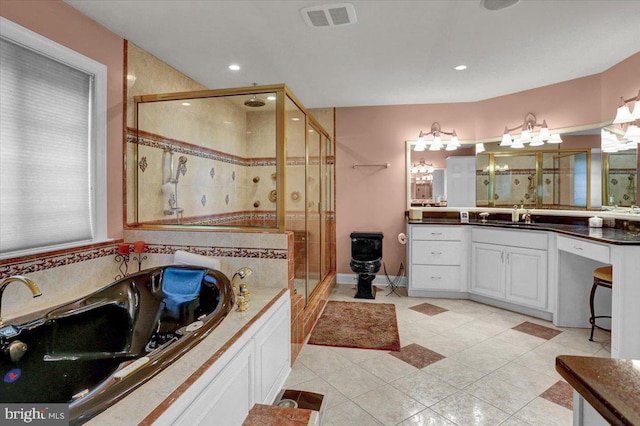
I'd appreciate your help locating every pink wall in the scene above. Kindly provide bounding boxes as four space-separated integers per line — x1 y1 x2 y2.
1 0 125 239
336 52 640 274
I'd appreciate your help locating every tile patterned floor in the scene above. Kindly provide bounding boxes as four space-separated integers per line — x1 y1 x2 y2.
284 285 612 426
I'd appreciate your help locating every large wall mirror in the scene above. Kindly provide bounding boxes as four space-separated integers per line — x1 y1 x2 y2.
602 125 638 207
406 124 639 211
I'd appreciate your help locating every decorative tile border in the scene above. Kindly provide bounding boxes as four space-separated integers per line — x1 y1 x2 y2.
1 241 287 279
0 244 118 279
147 244 287 260
127 128 332 168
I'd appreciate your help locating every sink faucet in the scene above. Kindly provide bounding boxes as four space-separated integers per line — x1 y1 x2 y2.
0 276 42 326
524 210 533 224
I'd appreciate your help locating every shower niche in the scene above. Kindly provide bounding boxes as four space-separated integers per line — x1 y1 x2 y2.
130 84 335 301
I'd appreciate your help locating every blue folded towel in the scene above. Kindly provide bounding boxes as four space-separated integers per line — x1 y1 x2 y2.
162 267 206 317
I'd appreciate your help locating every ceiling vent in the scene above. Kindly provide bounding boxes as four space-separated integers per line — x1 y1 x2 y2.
480 0 520 11
301 3 357 27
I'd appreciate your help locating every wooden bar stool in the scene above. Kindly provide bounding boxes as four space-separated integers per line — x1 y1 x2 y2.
589 265 612 341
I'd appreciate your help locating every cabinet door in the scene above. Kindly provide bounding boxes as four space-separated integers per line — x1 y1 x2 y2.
471 242 505 298
255 301 291 403
175 340 255 426
505 247 547 309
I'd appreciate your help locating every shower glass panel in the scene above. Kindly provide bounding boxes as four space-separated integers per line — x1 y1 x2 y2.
285 96 307 298
494 153 537 208
134 93 277 226
321 132 333 279
306 124 322 299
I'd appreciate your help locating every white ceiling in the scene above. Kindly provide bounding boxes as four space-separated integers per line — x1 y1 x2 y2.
65 0 640 109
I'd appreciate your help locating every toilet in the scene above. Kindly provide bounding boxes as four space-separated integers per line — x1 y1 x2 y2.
350 232 383 299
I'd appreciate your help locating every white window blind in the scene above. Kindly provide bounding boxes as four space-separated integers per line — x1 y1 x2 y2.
0 19 106 257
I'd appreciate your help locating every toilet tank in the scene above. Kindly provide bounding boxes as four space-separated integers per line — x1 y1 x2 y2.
350 232 383 262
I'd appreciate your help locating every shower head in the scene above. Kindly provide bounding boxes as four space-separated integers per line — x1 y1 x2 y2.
244 94 265 108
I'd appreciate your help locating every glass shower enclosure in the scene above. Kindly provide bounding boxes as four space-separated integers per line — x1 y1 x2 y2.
130 84 335 304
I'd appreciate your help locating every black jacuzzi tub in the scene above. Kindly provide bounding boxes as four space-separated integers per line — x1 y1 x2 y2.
0 265 235 424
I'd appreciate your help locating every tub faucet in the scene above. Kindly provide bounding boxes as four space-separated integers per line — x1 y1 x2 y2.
0 276 42 326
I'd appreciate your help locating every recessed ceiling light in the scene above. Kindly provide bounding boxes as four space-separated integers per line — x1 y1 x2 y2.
181 102 191 106
228 64 240 71
454 65 467 71
267 96 276 101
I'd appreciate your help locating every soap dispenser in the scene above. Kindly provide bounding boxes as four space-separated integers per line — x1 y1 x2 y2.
512 205 519 222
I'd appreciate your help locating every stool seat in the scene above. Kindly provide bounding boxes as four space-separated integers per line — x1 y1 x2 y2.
593 266 612 284
589 265 612 341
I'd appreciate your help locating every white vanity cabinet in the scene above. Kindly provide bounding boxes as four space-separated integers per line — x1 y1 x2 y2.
471 228 548 312
407 225 469 296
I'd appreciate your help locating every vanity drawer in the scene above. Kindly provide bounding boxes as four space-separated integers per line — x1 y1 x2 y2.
411 265 462 290
412 226 463 241
472 227 548 250
557 236 610 263
412 241 462 265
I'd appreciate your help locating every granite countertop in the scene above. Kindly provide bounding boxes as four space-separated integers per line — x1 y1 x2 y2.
556 355 640 426
407 218 640 245
87 287 287 425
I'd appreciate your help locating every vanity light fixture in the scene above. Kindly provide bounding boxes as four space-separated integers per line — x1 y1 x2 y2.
475 143 485 154
500 112 561 148
613 90 640 124
415 122 460 151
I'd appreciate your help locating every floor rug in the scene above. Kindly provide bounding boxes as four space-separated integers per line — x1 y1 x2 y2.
308 301 401 351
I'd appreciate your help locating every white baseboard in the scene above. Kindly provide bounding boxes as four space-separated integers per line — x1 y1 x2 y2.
336 273 406 288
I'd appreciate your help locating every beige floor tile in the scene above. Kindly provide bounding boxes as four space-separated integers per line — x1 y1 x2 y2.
472 336 533 360
422 358 487 388
492 328 548 350
360 352 419 383
548 328 608 355
431 391 510 425
391 370 458 407
293 290 587 426
449 347 512 374
415 332 474 356
489 363 559 395
353 384 426 426
512 397 572 426
398 321 438 345
322 400 384 426
424 310 477 330
398 408 457 425
331 346 388 364
284 362 318 387
464 376 539 414
298 344 355 376
323 364 385 399
498 416 533 425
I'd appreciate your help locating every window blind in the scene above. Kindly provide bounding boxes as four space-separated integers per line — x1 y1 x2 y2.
0 36 94 254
